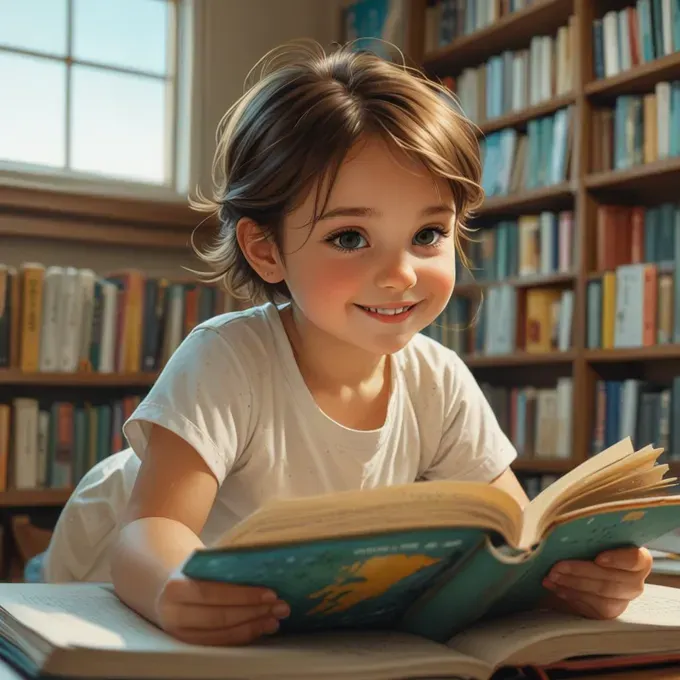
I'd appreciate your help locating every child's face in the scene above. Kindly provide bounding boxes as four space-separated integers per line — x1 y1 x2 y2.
279 136 457 356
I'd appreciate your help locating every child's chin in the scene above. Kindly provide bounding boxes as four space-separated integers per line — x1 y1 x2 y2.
364 332 418 356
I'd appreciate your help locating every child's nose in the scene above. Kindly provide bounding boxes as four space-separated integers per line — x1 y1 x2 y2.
374 253 417 291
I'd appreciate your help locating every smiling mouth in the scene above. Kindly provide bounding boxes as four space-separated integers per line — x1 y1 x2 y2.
355 303 419 317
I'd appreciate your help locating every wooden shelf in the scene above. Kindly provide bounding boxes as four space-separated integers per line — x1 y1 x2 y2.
0 214 195 250
513 459 575 474
455 272 575 296
0 370 158 386
0 488 72 508
476 183 574 218
585 346 680 363
476 93 575 137
587 262 674 281
585 51 680 100
463 350 576 368
584 158 680 203
0 185 200 230
422 0 574 75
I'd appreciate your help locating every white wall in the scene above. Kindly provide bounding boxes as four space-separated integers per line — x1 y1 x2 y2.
192 0 344 194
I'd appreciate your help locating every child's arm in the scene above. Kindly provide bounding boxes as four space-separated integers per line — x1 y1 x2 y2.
110 425 289 645
489 468 652 620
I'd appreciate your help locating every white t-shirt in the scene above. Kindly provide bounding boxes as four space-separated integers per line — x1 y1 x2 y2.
43 302 516 582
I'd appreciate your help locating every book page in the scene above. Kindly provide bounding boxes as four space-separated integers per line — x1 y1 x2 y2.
218 481 523 549
0 584 180 652
0 584 490 680
448 583 680 669
520 439 648 548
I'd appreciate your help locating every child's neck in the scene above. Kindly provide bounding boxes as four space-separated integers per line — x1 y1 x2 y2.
280 304 391 430
282 304 387 389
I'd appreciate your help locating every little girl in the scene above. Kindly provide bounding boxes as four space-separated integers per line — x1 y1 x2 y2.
43 41 651 645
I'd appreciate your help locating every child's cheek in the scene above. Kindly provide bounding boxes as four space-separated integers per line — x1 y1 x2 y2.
296 257 364 306
421 258 456 299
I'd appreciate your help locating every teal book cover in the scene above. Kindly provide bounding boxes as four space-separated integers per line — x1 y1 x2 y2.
183 501 680 642
183 527 485 632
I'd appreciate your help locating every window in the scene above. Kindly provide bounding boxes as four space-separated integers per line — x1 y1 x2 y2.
0 0 187 190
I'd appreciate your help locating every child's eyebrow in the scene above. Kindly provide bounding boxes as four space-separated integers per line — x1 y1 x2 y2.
318 204 454 220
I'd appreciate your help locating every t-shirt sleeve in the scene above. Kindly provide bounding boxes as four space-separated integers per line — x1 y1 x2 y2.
421 350 517 483
122 327 254 485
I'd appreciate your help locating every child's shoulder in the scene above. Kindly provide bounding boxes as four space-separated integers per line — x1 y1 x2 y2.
396 332 469 392
399 331 465 371
197 301 289 341
186 301 286 366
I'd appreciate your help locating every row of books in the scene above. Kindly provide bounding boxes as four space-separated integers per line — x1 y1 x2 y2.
480 107 572 197
423 286 574 356
483 378 574 461
459 211 574 283
593 2 680 80
422 0 536 53
592 377 680 460
444 19 574 124
595 203 679 272
0 395 142 493
591 83 680 174
0 264 241 374
587 262 676 349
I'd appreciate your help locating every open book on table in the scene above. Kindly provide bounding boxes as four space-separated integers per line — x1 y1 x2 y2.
182 437 680 642
1 582 680 680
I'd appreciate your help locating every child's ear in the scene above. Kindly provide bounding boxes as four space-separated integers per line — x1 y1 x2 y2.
236 218 285 284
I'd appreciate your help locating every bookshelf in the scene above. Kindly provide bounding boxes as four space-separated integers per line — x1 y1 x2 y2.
476 92 576 136
422 0 574 74
0 185 202 250
0 182 223 526
411 0 680 491
0 181 225 575
476 183 574 217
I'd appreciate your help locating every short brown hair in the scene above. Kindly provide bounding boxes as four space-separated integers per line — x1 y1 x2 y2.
191 40 482 304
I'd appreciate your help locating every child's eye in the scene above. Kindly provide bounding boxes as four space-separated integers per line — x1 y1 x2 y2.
327 230 368 251
413 226 447 247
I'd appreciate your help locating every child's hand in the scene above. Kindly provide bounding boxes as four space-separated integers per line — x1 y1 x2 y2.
543 547 652 620
156 571 290 645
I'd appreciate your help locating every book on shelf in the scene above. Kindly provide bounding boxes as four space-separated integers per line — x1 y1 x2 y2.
461 211 575 282
2 579 680 679
0 264 243 374
591 81 680 173
181 437 680 645
592 378 680 462
479 106 573 198
482 378 574 462
437 17 574 125
424 0 549 55
592 2 680 81
587 202 680 350
423 282 573 357
0 394 140 493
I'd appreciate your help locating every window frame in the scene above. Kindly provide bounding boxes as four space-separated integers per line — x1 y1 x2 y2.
0 0 194 203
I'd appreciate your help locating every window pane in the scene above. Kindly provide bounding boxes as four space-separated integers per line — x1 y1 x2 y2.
0 53 65 167
0 0 68 56
70 65 167 183
73 0 169 76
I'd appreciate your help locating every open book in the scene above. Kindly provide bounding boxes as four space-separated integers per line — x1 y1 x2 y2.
182 437 680 642
1 582 680 680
